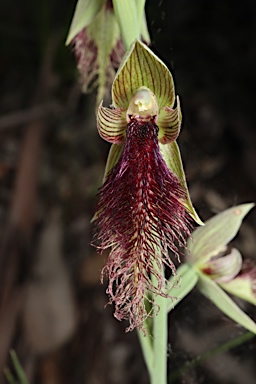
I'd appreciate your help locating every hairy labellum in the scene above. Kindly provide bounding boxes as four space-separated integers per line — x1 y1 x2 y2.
72 29 98 93
72 27 124 97
95 119 192 332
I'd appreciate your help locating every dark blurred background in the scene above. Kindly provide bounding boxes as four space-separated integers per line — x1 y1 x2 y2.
0 0 256 383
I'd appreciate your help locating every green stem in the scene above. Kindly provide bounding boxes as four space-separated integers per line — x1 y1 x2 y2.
137 326 153 376
151 266 168 384
137 255 168 383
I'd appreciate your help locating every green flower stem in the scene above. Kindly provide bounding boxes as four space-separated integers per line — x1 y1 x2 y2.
137 326 153 376
138 262 168 383
151 264 168 384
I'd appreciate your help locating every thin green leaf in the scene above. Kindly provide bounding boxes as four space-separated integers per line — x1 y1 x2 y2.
4 368 17 384
112 0 140 50
66 0 105 45
10 350 29 384
112 40 175 110
167 263 198 312
188 203 255 265
160 141 203 225
197 272 256 334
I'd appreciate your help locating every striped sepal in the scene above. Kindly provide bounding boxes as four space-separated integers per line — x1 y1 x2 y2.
160 141 204 226
112 40 175 110
91 143 124 222
97 102 127 143
102 143 124 183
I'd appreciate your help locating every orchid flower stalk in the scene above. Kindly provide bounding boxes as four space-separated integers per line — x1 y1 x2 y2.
66 1 256 381
93 39 203 384
67 2 202 382
53 0 256 382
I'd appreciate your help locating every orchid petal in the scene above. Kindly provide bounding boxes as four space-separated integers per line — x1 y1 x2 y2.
66 0 105 45
160 141 203 225
220 263 256 306
188 203 255 265
197 271 256 334
158 96 182 144
97 102 126 143
112 40 175 110
203 248 242 283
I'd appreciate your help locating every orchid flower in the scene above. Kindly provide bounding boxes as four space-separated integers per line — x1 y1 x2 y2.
94 40 202 332
168 203 256 335
66 0 150 106
188 203 256 309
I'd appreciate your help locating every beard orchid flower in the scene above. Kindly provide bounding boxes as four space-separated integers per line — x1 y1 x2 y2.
95 40 202 332
66 0 150 106
188 203 256 307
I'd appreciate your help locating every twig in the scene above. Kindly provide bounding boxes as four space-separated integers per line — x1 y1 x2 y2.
0 101 61 131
